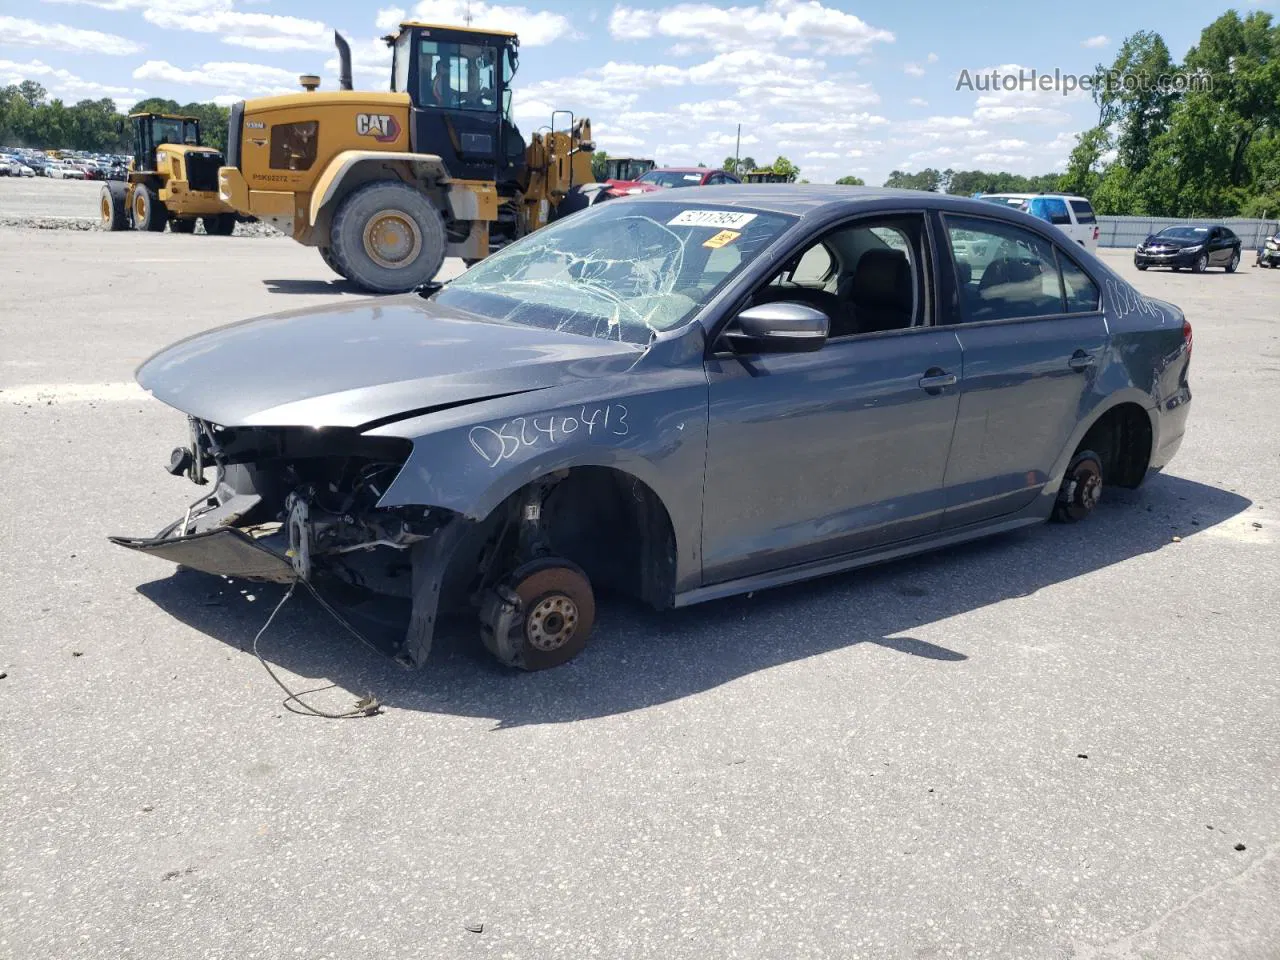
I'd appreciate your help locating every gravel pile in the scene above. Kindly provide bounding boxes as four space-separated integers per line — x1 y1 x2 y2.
0 215 283 237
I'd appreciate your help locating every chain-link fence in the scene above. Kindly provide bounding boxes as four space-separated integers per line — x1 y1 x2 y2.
1097 216 1279 249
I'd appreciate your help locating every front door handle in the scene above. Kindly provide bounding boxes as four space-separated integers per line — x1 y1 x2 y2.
1068 350 1095 371
918 370 958 391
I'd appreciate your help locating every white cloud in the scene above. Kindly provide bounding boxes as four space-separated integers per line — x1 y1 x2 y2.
400 0 579 46
132 59 301 96
908 97 928 106
0 15 142 55
0 57 145 101
324 37 392 83
805 150 838 159
610 0 893 54
147 7 331 51
904 62 925 77
1082 35 1109 48
43 0 333 52
375 6 406 31
967 63 1078 126
927 52 938 63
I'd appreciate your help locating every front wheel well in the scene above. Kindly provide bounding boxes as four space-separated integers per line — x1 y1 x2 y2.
460 467 678 611
1077 402 1153 489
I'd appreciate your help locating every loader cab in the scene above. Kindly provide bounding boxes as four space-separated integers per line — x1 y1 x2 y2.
131 113 200 173
390 22 526 184
603 157 656 182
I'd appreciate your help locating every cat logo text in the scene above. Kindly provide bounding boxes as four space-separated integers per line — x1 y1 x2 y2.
355 114 401 143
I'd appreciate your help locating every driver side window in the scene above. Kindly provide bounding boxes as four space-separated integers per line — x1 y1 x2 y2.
751 215 926 339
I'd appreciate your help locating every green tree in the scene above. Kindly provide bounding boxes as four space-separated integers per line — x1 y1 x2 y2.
1095 31 1179 173
721 155 757 175
1058 126 1110 197
770 155 799 180
591 150 610 180
17 80 46 109
883 168 942 191
835 175 865 185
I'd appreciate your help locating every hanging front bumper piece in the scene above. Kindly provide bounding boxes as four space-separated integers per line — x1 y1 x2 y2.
109 419 467 667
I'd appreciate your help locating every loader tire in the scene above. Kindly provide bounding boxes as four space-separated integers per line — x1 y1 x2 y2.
132 185 167 232
202 214 236 236
170 218 197 234
318 244 349 280
101 182 128 231
329 180 446 294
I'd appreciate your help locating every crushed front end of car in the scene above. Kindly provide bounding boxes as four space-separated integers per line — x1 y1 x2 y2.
111 416 468 667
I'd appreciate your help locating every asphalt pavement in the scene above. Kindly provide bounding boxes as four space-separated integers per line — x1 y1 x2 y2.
1 217 1277 960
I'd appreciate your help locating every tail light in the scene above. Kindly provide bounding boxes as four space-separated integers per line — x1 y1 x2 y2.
1183 319 1193 356
1092 225 1099 241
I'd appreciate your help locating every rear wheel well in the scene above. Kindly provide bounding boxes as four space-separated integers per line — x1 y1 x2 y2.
1077 403 1152 489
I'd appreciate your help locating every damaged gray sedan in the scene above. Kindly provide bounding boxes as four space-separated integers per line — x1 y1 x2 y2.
114 186 1193 670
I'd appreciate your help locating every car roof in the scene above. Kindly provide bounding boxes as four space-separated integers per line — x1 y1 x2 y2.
984 192 1091 202
609 182 1074 220
651 167 714 173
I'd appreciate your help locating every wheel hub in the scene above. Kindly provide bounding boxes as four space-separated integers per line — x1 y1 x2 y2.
362 210 422 269
525 594 578 651
100 194 111 222
1077 471 1101 509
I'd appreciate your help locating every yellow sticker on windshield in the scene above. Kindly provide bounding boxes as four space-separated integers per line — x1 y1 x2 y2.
703 230 741 249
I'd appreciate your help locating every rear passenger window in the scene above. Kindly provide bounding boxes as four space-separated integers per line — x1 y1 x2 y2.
1043 198 1072 226
946 216 1065 322
1057 253 1100 312
1069 200 1096 224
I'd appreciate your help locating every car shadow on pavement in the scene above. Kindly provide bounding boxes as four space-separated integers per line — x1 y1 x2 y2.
135 471 1251 727
261 278 369 295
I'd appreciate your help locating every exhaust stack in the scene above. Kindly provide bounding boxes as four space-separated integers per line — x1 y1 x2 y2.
299 74 320 91
335 31 353 91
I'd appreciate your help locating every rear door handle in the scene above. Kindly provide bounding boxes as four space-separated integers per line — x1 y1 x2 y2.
918 371 958 391
1069 350 1095 371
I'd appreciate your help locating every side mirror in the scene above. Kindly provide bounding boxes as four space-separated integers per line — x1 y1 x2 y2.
721 302 829 354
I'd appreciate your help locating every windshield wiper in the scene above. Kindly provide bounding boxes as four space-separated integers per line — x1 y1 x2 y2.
415 277 452 299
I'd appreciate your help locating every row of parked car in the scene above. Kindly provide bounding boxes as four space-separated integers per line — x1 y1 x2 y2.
0 148 130 181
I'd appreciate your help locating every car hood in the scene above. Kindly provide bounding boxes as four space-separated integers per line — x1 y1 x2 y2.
605 179 661 194
136 296 644 429
1143 234 1205 249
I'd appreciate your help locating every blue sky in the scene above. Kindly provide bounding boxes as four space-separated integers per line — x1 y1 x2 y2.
0 0 1266 183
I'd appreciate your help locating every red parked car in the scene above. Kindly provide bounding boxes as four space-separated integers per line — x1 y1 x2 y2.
600 166 740 200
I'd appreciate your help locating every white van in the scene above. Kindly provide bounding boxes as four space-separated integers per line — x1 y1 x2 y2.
978 193 1099 252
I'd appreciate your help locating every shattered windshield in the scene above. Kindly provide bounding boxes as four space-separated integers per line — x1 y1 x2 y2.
433 201 796 345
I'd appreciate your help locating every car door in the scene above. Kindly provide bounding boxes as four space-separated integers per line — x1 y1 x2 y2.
939 213 1108 528
1209 228 1233 266
701 212 963 584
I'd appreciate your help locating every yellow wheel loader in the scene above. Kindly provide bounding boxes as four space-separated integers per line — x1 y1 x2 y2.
216 24 597 293
101 113 238 235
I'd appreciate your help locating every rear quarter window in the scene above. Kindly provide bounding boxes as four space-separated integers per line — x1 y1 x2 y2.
1069 200 1096 224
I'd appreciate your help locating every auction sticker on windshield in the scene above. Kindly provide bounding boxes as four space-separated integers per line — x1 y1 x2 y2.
667 210 758 229
702 229 741 249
